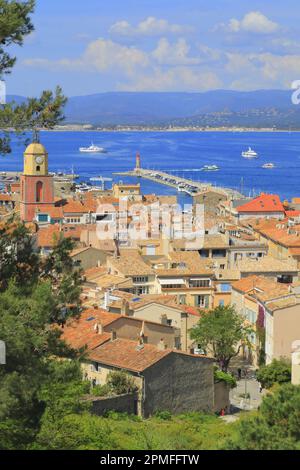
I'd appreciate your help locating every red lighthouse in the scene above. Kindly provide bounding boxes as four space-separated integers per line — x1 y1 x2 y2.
135 152 141 171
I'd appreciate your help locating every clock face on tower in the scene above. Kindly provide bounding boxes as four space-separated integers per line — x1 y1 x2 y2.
35 156 44 164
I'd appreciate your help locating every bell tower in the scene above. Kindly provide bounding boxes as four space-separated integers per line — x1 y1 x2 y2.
20 141 54 222
23 142 49 176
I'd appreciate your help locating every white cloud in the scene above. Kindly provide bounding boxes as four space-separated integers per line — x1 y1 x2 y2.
271 38 300 52
227 11 279 34
226 51 300 89
23 39 149 76
152 38 201 65
197 44 222 62
23 33 300 92
117 66 222 92
84 39 149 75
110 16 193 36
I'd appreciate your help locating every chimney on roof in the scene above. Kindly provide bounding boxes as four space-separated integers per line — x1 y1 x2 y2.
94 322 103 335
113 237 120 258
157 338 166 351
104 291 112 310
121 298 130 316
111 329 117 341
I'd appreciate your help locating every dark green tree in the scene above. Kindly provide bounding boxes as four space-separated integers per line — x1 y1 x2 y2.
0 219 82 319
0 0 35 76
0 1 67 155
31 361 115 450
256 358 291 389
106 370 138 395
0 218 39 291
0 281 79 449
40 234 83 321
226 384 300 450
190 305 253 372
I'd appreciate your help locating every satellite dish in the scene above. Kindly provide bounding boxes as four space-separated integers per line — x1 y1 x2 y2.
0 341 6 365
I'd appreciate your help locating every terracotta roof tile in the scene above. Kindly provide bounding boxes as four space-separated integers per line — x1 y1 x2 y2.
237 194 285 214
266 295 300 312
84 266 108 280
285 210 300 218
0 194 13 201
88 338 172 372
36 205 64 219
37 224 86 247
108 251 154 276
62 198 97 214
60 308 120 350
237 256 298 273
232 275 290 301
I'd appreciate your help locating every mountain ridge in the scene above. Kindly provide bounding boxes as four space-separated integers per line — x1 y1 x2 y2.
7 90 300 128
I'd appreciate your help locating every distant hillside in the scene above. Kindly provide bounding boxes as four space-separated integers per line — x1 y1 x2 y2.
7 90 300 128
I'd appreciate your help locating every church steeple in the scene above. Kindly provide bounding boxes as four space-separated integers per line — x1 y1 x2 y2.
20 140 54 222
23 142 48 176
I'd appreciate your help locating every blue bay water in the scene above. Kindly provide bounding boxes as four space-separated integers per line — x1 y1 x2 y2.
2 131 300 201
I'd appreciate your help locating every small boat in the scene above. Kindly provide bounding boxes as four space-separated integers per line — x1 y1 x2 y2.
90 176 113 182
79 143 107 153
262 163 275 169
242 147 258 159
201 165 219 172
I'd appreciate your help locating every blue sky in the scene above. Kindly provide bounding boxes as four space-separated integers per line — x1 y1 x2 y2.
6 0 300 96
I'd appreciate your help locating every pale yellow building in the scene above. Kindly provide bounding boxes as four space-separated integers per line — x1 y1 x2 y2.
113 183 141 200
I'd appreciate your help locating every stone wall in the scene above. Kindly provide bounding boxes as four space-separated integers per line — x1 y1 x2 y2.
213 381 230 413
87 392 138 416
142 353 214 417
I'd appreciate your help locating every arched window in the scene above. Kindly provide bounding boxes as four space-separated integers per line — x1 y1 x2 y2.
36 181 43 202
36 166 40 172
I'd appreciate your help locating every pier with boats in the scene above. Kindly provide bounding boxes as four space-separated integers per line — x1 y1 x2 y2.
114 167 242 199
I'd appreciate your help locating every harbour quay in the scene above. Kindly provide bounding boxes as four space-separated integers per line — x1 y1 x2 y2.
114 167 242 199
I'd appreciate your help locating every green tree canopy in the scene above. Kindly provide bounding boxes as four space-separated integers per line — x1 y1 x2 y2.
0 281 80 449
0 219 83 320
0 220 84 449
226 384 300 450
190 305 253 372
106 370 138 395
0 1 67 154
0 0 35 76
256 358 291 389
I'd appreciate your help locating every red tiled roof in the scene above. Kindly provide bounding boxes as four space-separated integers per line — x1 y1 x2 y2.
37 225 61 247
61 198 97 214
89 338 171 372
236 194 285 214
0 194 13 201
289 247 300 255
232 275 290 299
60 308 120 350
84 266 108 280
285 210 300 218
181 305 202 317
36 205 64 219
37 224 85 247
61 225 85 240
